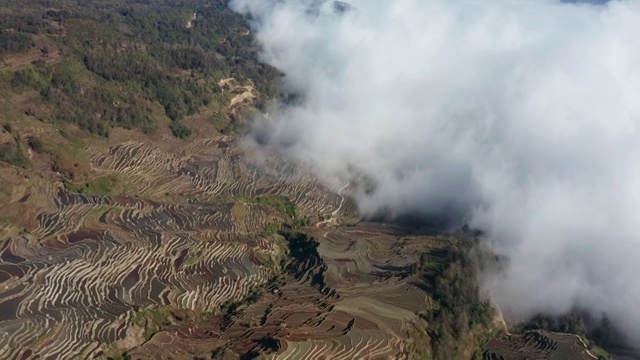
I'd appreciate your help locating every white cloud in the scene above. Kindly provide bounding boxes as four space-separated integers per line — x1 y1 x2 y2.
231 0 640 343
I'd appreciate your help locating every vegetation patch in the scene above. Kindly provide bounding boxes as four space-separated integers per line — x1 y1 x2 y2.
26 136 44 153
233 195 297 219
131 305 213 342
0 30 34 54
0 142 29 168
0 131 29 168
170 121 192 139
260 223 280 237
184 248 202 267
65 174 119 196
414 240 494 359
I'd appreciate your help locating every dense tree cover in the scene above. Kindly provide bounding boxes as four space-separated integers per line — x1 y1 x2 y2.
0 0 280 137
518 313 587 335
0 127 29 168
416 240 494 358
27 136 44 153
170 122 191 138
0 31 34 54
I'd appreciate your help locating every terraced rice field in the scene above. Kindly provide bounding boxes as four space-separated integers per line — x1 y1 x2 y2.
484 331 597 360
0 136 356 358
85 137 351 217
0 135 602 359
127 224 446 359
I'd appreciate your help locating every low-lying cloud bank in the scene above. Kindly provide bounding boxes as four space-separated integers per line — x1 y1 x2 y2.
230 0 640 343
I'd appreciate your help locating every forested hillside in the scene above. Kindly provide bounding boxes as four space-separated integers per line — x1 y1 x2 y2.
0 0 279 137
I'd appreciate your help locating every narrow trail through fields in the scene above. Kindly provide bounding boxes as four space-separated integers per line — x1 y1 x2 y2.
492 301 510 335
317 182 349 227
571 334 598 359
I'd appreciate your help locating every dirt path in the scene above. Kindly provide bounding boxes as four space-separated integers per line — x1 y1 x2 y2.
491 301 510 335
317 182 349 227
228 86 255 109
186 12 197 29
217 77 236 88
570 334 598 359
217 77 256 110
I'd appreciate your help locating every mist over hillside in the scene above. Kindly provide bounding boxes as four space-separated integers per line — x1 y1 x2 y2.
230 0 640 345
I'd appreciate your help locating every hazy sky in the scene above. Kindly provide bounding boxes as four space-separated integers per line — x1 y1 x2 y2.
231 0 640 343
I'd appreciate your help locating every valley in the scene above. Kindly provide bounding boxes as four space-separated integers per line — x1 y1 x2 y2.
0 0 619 359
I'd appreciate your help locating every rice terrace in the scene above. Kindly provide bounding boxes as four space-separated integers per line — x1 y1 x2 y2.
0 0 637 359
